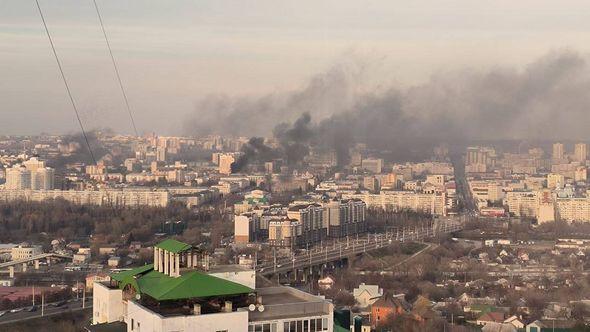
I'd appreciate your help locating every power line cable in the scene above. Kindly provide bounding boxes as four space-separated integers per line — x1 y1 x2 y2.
92 0 139 137
34 0 97 165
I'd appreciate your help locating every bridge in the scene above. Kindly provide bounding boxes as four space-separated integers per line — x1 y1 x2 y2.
0 253 73 278
255 217 465 279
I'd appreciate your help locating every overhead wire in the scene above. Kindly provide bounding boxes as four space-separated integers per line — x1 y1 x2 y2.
91 0 139 137
34 0 97 165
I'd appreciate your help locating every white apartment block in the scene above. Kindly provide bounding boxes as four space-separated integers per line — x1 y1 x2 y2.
343 190 447 216
0 189 169 207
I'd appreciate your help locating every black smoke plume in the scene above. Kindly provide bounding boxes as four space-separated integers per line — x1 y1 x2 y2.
186 51 590 161
231 137 280 173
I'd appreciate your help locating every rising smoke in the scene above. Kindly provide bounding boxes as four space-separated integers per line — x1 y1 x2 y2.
185 50 590 163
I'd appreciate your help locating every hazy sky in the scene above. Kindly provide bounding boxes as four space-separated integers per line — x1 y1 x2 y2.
2 0 590 135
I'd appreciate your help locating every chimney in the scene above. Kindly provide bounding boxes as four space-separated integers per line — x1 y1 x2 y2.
193 304 201 315
224 301 233 313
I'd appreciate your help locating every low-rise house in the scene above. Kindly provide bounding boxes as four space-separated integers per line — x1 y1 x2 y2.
482 322 517 332
73 252 91 264
503 315 525 329
107 256 121 267
353 283 383 308
98 246 117 256
318 276 335 290
526 319 576 332
543 302 572 320
370 294 407 328
476 311 505 326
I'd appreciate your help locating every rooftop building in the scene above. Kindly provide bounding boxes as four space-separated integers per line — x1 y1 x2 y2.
91 239 334 332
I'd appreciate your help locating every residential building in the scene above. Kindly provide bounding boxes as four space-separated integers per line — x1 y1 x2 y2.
0 189 169 207
322 199 367 238
287 203 327 245
5 165 31 189
353 283 383 308
575 142 587 162
219 153 237 175
547 173 565 189
91 239 334 332
361 158 383 174
11 244 42 260
552 143 564 160
343 191 447 216
370 295 406 328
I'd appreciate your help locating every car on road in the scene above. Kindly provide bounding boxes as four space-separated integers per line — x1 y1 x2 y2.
9 308 24 313
0 311 6 317
26 305 37 312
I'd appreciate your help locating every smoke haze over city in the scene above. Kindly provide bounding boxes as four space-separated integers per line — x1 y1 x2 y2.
186 51 590 155
4 1 590 137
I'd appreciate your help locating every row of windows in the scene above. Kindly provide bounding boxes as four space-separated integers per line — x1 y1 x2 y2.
248 318 329 332
248 323 276 332
283 318 328 332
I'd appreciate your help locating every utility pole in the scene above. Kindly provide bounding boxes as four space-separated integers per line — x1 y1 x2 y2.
41 292 44 317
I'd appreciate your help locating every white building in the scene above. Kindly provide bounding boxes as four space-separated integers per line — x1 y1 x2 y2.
0 189 169 207
353 283 383 308
90 239 333 332
11 244 43 260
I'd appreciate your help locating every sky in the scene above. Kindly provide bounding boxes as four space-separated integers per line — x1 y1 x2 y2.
2 1 590 135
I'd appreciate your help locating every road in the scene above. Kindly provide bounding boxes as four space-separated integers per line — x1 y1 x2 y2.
256 218 463 276
0 298 91 325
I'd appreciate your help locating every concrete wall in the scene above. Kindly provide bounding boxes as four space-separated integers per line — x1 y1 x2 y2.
127 300 249 332
93 282 125 324
211 270 256 289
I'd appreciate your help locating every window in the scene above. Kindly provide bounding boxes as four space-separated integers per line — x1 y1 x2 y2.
303 320 309 332
131 319 134 331
322 318 328 331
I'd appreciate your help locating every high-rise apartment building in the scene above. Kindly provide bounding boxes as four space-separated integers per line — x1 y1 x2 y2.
219 153 236 175
32 167 55 190
361 158 383 174
552 142 564 160
575 143 587 162
322 199 367 238
465 146 496 167
23 157 45 173
5 165 31 189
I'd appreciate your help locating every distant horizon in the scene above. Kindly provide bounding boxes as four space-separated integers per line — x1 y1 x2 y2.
3 1 590 136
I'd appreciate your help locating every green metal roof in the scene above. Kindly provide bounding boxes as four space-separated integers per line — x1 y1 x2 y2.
136 270 253 301
154 239 192 253
110 264 153 282
111 264 253 301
